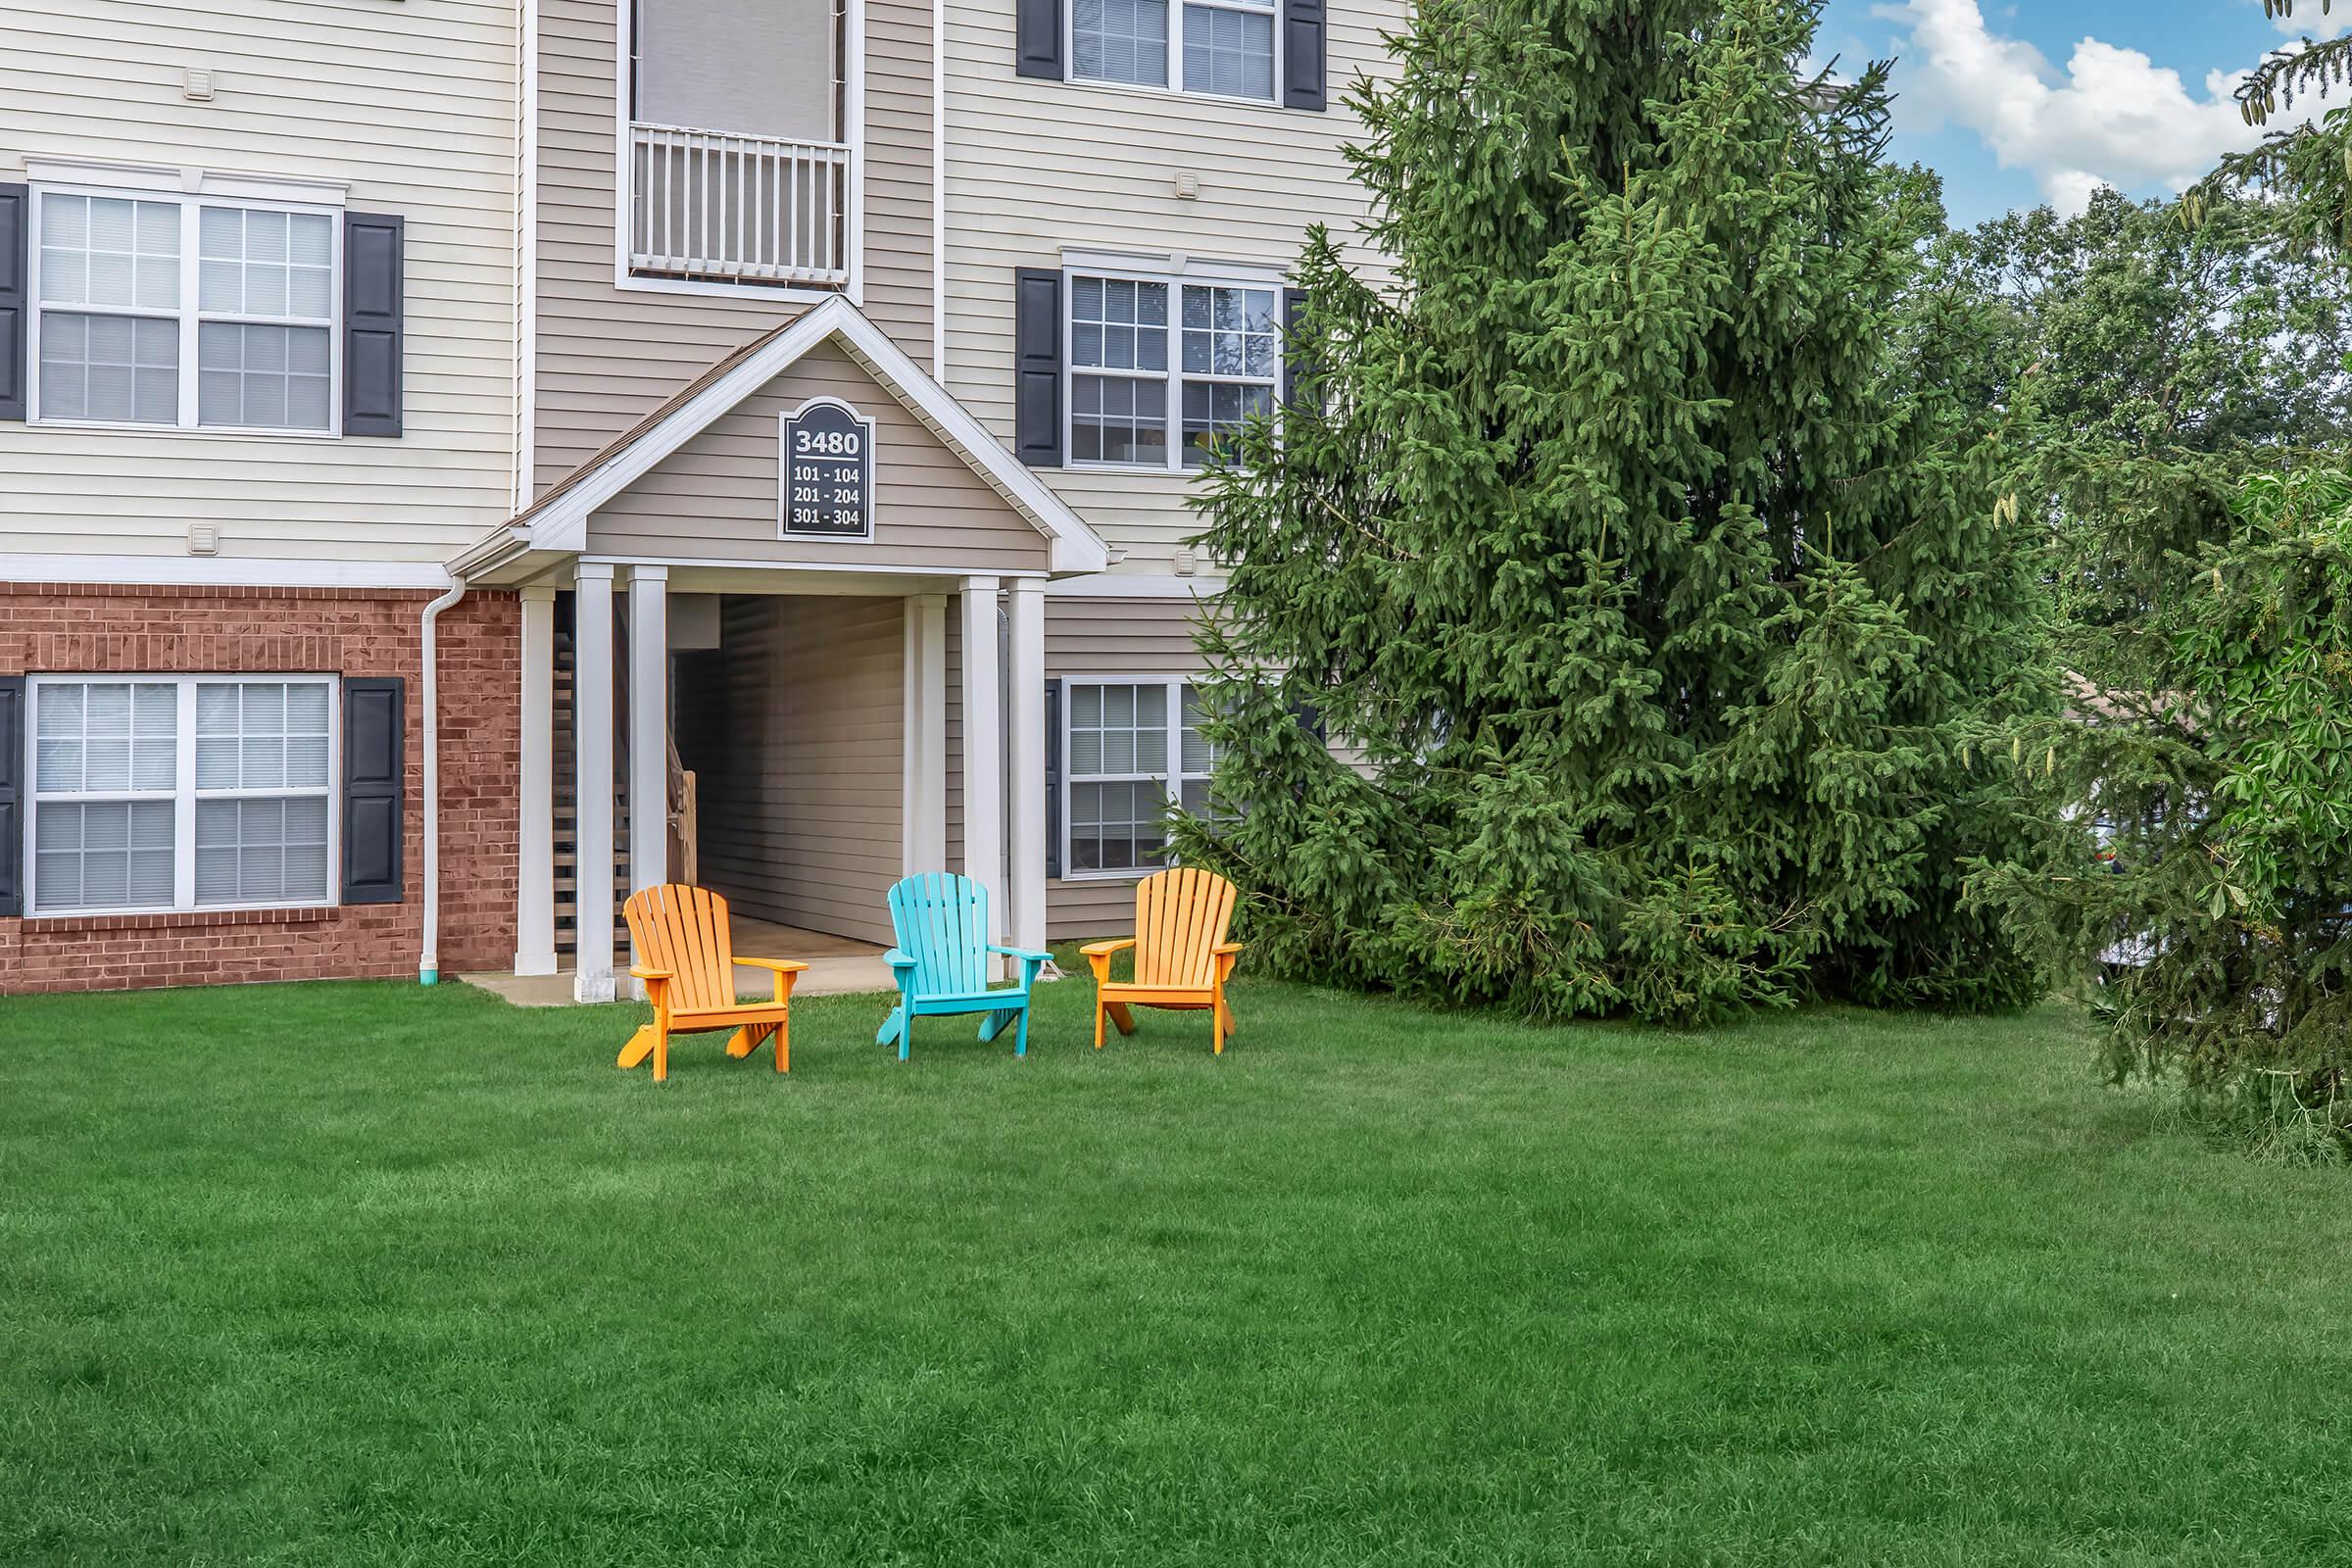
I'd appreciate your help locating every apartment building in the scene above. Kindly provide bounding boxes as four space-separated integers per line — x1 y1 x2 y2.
0 0 524 993
0 0 1400 997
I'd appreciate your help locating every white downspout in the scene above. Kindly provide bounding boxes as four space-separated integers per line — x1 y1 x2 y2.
419 570 467 984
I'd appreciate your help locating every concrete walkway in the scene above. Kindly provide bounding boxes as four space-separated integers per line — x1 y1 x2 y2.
460 916 899 1006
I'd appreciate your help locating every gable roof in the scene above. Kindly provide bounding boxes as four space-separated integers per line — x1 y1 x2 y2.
502 297 1108 574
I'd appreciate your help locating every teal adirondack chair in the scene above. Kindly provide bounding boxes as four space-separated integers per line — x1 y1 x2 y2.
876 873 1053 1060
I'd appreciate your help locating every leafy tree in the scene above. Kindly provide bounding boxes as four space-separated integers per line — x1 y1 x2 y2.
1175 0 2053 1023
1950 93 2352 1151
1969 468 2352 1156
1946 189 2352 778
1921 4 2352 1143
1945 190 2352 460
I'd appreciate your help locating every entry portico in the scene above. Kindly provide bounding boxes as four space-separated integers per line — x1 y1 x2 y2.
451 298 1108 1000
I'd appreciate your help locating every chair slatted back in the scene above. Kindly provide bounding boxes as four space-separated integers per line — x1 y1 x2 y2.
623 883 738 1013
1133 867 1236 989
886 872 990 996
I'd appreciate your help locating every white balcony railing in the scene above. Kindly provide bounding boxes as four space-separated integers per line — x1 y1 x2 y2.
627 122 852 288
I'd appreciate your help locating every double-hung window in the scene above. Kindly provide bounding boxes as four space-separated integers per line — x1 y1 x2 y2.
1062 679 1220 877
1067 271 1278 471
27 677 337 915
1071 0 1275 100
31 188 340 433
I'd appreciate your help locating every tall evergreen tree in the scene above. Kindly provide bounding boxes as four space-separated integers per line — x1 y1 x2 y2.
2191 1 2352 253
1175 0 2053 1023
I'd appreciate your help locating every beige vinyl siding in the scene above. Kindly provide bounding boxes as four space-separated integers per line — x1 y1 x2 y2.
534 0 936 490
942 593 1248 936
1046 594 1212 677
1049 876 1137 943
1045 593 1212 939
585 342 1053 571
678 593 904 946
940 0 1405 579
0 0 517 564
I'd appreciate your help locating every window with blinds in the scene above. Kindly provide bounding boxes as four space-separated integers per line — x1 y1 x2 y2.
26 676 338 915
31 682 178 910
1069 0 1274 98
1062 679 1217 876
31 189 342 433
1066 271 1278 471
1181 0 1275 98
196 209 335 431
193 681 333 906
35 195 180 425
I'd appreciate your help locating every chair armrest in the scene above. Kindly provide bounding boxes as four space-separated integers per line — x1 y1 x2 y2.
884 949 918 971
1212 942 1243 956
991 945 1053 986
735 955 807 1002
1080 936 1135 982
628 965 672 1009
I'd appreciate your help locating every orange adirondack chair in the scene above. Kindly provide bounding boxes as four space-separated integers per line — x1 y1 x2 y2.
618 884 808 1083
1081 867 1243 1054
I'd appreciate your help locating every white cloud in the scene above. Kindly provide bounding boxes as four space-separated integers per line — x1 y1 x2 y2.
2038 169 2108 215
1874 0 2308 215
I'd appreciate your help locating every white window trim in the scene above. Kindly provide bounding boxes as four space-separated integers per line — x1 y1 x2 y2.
1059 248 1287 286
1063 266 1281 475
21 157 351 208
1063 0 1282 105
24 674 342 919
611 0 867 305
24 181 346 439
1058 674 1215 881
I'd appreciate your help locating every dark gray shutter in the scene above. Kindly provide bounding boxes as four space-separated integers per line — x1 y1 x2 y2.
1281 0 1326 111
0 184 26 421
342 677 406 905
1014 268 1063 467
1045 678 1063 879
343 212 404 437
0 676 22 916
1288 695 1326 743
1017 0 1063 78
1281 286 1311 415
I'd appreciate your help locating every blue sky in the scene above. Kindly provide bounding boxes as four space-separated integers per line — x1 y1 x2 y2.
1812 0 2341 226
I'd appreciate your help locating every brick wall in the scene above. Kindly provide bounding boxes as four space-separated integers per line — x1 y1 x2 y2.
0 584 520 995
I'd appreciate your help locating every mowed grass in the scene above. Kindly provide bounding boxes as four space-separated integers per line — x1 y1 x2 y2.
4 967 2351 1566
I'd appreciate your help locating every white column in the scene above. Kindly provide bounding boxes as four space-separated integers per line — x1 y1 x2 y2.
902 592 948 873
1006 577 1047 956
514 583 559 976
626 565 669 900
625 567 669 1003
572 563 617 1004
959 577 1004 956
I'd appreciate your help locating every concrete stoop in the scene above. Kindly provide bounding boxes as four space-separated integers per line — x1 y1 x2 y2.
459 953 899 1007
459 916 899 1006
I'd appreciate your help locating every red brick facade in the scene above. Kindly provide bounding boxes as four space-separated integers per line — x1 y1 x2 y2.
0 583 520 994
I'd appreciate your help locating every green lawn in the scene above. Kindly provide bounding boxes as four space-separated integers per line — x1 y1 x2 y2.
5 968 2350 1566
